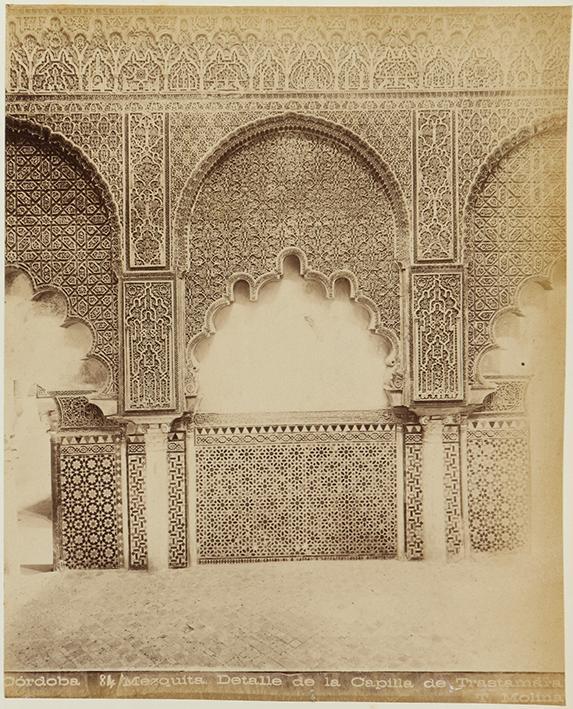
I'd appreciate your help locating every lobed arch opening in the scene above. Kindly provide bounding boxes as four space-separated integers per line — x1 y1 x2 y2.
188 251 398 413
477 257 565 384
5 267 110 395
175 113 409 403
5 115 122 398
462 114 566 390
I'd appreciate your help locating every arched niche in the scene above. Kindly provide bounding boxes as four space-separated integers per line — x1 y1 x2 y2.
5 116 121 397
463 114 566 390
173 112 409 398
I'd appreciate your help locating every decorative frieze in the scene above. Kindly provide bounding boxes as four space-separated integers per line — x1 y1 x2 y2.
6 7 569 95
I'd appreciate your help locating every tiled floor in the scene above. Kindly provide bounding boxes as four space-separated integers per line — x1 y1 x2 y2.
5 553 564 672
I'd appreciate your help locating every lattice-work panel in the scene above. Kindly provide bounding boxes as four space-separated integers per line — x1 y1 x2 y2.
443 422 463 558
126 433 147 569
168 431 188 568
466 418 530 553
195 425 397 562
55 433 123 569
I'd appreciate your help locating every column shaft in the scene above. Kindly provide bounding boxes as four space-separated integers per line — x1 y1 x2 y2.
144 424 170 571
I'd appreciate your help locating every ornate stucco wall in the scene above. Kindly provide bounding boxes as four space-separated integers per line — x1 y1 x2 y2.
5 6 569 570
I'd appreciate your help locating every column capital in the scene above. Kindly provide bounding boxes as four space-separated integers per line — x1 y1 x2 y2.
411 404 477 422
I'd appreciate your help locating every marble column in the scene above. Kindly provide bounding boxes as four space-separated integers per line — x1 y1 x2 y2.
420 416 447 561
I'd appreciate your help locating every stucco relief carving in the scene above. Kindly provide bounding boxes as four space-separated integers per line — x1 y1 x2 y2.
184 246 402 400
4 5 567 602
174 113 409 399
464 117 566 386
6 8 569 95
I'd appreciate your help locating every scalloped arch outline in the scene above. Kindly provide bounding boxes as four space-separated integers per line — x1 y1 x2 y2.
462 113 566 387
474 257 565 383
5 265 112 395
185 246 401 397
173 111 411 275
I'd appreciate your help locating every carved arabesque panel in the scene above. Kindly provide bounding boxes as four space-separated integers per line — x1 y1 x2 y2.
5 119 120 396
127 112 168 268
182 126 402 361
195 423 397 562
465 126 566 383
123 280 177 412
169 109 414 238
415 110 456 261
480 377 529 415
55 395 108 430
412 271 464 401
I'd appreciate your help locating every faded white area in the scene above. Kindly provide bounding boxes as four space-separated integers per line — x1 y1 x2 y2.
195 257 392 413
5 272 96 392
5 271 103 569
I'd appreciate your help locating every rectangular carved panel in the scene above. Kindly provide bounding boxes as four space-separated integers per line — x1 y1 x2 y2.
466 417 530 553
127 112 168 269
443 421 463 557
126 433 148 569
412 270 464 401
195 424 397 562
123 279 177 412
53 433 123 570
167 431 188 569
403 424 423 560
414 110 456 261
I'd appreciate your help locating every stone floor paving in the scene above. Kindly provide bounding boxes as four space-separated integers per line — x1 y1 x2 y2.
5 554 564 672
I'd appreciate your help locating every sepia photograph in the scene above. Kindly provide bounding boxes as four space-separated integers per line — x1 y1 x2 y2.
3 2 570 703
